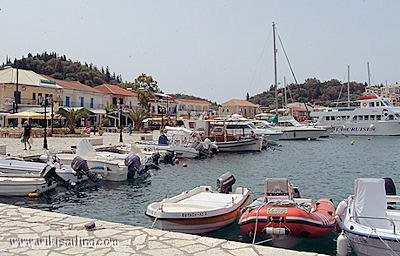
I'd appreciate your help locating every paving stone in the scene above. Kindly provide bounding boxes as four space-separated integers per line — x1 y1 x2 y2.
196 236 225 247
180 243 209 253
132 234 147 246
221 240 251 249
194 248 234 256
229 247 260 256
147 240 170 249
142 248 186 256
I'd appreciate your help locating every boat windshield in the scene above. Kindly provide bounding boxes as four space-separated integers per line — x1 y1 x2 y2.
265 178 289 196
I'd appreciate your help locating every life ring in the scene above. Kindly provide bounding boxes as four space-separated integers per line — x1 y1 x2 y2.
362 102 367 107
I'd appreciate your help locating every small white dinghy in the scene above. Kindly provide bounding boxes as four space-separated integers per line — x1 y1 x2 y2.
0 164 59 196
146 172 251 234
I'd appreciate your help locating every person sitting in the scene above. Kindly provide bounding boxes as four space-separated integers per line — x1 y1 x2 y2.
158 130 169 145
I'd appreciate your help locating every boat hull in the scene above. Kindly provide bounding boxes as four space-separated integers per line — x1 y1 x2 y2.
0 177 57 196
150 198 250 234
279 129 326 140
331 121 400 136
216 138 262 152
344 229 400 256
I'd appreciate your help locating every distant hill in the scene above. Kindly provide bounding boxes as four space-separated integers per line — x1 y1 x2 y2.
1 52 122 86
249 78 367 108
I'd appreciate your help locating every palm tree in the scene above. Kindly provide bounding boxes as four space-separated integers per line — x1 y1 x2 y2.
127 108 149 131
57 108 88 133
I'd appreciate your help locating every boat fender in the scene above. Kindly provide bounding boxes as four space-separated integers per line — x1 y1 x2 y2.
336 232 348 256
264 227 289 236
28 192 40 198
335 200 347 222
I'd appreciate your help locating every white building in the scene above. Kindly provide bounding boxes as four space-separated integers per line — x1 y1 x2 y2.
175 98 211 118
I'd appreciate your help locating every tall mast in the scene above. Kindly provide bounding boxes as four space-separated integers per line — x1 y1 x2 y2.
283 76 287 108
347 65 350 108
273 22 278 115
367 62 371 86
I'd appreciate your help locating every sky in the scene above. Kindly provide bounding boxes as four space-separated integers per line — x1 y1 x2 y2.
0 0 399 103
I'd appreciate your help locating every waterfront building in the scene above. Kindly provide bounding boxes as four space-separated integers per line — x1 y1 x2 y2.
44 76 108 126
365 84 400 106
219 99 259 118
95 84 139 127
149 93 177 117
0 67 62 113
175 98 211 118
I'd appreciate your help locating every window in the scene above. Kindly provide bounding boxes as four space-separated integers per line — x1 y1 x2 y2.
370 115 375 120
325 116 330 121
377 115 381 120
90 98 94 108
32 93 36 100
80 97 84 107
364 115 369 120
389 115 394 120
65 96 70 107
330 116 335 121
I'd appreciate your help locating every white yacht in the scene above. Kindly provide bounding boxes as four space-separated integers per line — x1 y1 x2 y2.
311 95 400 136
264 116 327 140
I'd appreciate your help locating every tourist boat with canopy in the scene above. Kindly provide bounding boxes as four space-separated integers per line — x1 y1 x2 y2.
238 178 336 241
335 178 400 256
146 172 251 234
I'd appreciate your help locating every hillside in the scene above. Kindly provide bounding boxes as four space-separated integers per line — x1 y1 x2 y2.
2 52 122 86
249 78 367 107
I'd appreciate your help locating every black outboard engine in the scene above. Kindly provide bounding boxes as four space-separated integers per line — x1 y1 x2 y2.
217 172 236 194
162 150 175 165
71 156 99 182
384 177 396 195
151 152 160 166
125 154 150 180
40 165 75 189
192 141 209 159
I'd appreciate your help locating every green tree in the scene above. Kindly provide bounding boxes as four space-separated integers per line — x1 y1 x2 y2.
133 73 161 93
127 109 149 131
57 108 88 133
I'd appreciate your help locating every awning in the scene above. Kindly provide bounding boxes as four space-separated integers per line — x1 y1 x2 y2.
89 109 106 115
7 111 44 119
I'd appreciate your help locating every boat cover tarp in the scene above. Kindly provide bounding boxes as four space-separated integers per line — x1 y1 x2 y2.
354 178 390 229
76 139 97 158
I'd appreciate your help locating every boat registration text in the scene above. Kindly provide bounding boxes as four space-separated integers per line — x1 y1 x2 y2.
267 208 288 214
181 212 207 218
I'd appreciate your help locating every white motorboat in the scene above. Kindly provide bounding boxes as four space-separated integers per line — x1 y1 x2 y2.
311 95 400 136
54 139 151 181
0 163 61 196
0 159 86 184
336 178 400 256
146 172 251 234
216 137 263 152
271 116 327 140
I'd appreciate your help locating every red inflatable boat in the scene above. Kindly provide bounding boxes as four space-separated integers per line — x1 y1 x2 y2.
238 178 336 238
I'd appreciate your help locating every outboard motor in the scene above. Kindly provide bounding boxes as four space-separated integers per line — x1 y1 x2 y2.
151 152 160 166
125 154 150 180
162 149 175 165
192 141 209 159
384 177 396 195
71 156 99 182
217 172 236 194
40 164 75 189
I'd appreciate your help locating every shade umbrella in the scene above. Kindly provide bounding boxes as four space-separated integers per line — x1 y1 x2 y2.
7 111 45 119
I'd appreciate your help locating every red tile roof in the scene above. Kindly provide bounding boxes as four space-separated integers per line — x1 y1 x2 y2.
95 84 137 97
176 98 211 105
42 75 102 93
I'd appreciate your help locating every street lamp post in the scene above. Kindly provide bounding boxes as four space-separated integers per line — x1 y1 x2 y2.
50 95 54 135
118 103 123 143
43 98 48 150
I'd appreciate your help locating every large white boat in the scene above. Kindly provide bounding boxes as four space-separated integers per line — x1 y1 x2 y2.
311 95 400 136
146 172 251 234
336 178 400 256
267 116 327 140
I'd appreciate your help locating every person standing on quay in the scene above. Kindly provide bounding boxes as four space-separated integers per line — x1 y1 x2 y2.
23 120 32 150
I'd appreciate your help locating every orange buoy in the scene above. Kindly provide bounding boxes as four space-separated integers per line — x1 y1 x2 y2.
175 158 180 164
182 163 188 167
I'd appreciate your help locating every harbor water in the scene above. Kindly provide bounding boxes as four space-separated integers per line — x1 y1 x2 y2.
1 136 399 255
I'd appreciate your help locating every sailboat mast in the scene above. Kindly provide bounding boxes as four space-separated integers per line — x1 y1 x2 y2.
284 76 287 108
273 22 278 115
367 62 371 86
347 65 350 108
